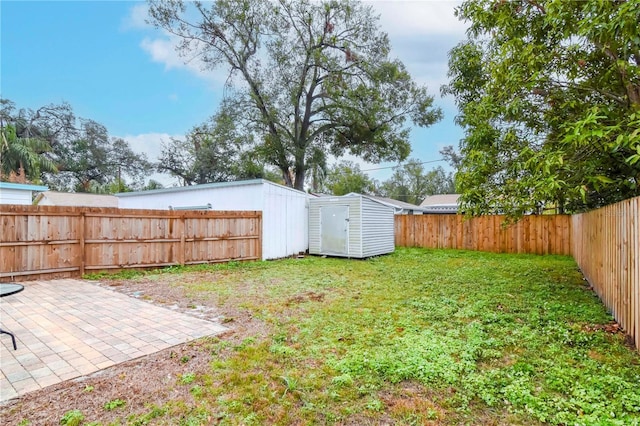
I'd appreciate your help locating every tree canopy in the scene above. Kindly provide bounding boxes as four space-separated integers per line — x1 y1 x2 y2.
379 160 455 205
0 99 152 192
157 104 281 185
444 0 640 216
1 99 57 182
148 0 442 190
321 160 377 195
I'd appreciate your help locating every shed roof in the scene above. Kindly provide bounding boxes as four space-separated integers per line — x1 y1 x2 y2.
343 193 397 211
363 195 427 212
115 179 303 197
311 193 395 211
35 191 119 208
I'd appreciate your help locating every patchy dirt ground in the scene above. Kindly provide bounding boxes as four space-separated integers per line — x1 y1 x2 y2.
0 273 267 426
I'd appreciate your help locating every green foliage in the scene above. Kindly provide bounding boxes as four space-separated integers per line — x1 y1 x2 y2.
103 398 126 411
379 160 455 205
156 102 281 186
322 160 377 195
0 122 57 182
189 385 203 397
127 404 168 425
179 372 196 384
1 98 153 191
444 0 640 216
148 0 441 190
59 409 84 426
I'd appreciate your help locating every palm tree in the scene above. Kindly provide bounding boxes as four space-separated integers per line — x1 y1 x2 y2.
0 123 57 181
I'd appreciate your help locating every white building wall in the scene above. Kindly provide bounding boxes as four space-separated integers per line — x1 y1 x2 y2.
262 183 309 260
0 183 46 205
308 199 322 255
361 197 395 257
117 182 264 211
116 180 308 260
0 188 33 205
347 196 363 258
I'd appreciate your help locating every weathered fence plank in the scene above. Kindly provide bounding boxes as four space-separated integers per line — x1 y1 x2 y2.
0 205 262 281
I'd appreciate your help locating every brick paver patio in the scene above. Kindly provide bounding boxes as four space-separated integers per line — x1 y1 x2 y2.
0 279 226 403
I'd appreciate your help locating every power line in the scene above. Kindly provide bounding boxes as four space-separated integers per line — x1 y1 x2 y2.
360 158 446 172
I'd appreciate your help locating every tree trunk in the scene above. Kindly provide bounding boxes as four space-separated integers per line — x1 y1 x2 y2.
282 168 293 187
294 167 305 191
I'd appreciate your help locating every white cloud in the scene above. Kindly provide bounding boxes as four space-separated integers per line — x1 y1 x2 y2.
121 3 151 31
370 0 467 38
140 36 191 71
122 3 226 86
370 2 470 101
120 132 179 160
118 132 183 187
139 35 232 87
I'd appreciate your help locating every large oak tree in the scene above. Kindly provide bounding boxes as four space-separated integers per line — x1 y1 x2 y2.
157 103 280 185
148 0 441 190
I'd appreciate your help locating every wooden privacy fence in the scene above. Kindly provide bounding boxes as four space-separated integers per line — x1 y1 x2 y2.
572 197 639 350
395 214 572 255
0 205 262 282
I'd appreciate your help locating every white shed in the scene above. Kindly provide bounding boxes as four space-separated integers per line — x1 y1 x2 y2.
0 182 48 205
116 179 309 260
309 194 395 258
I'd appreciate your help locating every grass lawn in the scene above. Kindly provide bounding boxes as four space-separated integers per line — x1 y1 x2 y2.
80 248 640 424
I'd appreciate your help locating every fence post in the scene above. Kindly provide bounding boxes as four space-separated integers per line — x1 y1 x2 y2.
179 215 185 266
79 211 86 276
257 212 263 261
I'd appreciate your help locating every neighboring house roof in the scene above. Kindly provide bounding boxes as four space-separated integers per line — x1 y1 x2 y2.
420 194 460 206
35 191 119 208
420 194 460 214
363 195 427 213
115 179 303 197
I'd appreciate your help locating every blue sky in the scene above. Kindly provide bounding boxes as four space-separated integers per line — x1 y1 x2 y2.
1 0 467 186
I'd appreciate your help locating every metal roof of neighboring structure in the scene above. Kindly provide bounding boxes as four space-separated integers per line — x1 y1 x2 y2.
115 179 304 197
420 194 460 207
35 191 119 208
0 182 48 191
419 194 460 213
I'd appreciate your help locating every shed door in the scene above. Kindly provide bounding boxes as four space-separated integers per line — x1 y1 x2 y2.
320 205 349 255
